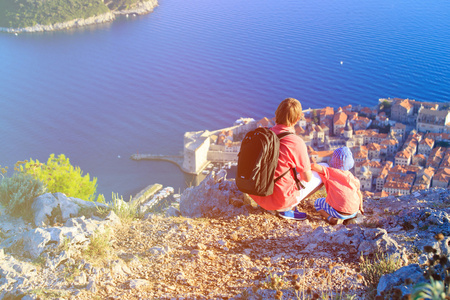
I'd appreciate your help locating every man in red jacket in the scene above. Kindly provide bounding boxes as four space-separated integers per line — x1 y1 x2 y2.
250 98 323 220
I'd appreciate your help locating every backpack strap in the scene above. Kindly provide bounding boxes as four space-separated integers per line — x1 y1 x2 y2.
277 132 292 139
274 131 304 190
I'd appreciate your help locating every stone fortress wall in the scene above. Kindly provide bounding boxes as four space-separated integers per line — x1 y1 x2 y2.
182 118 257 174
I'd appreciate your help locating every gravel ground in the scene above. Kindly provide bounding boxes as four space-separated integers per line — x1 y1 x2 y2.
73 198 368 300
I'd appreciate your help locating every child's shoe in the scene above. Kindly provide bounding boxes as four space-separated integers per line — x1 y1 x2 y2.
327 216 344 225
343 217 358 225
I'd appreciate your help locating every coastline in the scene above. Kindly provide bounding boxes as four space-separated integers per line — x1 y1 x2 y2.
0 0 158 33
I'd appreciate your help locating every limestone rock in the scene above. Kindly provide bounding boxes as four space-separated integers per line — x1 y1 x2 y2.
32 193 110 227
20 228 52 259
32 193 59 227
45 251 70 271
377 264 422 295
165 206 181 217
86 280 97 293
104 211 122 227
180 171 248 218
128 279 150 289
73 271 87 286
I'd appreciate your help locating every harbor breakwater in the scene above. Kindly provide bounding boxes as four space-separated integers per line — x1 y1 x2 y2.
130 153 188 172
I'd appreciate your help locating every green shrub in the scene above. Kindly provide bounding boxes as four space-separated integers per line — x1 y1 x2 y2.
19 154 97 202
0 173 46 219
107 192 139 223
82 229 112 263
360 253 404 299
412 279 447 300
410 234 450 299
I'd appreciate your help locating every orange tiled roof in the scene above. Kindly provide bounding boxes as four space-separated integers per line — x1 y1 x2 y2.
257 117 272 127
396 149 412 159
384 181 412 190
420 138 434 148
369 160 382 168
381 139 397 146
333 112 348 125
343 104 352 110
294 125 304 135
320 124 329 131
390 165 407 174
412 184 428 191
375 133 388 139
434 168 450 182
392 123 406 130
320 107 335 117
414 154 426 160
347 112 358 120
400 99 414 110
355 150 368 158
361 107 373 114
375 191 389 199
368 143 381 151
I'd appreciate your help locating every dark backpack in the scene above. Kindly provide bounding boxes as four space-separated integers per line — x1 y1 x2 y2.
236 127 301 196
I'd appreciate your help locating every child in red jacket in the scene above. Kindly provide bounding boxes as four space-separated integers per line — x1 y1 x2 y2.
311 147 364 225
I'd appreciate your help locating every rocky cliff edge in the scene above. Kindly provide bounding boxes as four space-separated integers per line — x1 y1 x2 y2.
1 171 449 299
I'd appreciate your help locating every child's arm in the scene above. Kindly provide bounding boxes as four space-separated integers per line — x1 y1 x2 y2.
311 163 325 174
358 190 364 215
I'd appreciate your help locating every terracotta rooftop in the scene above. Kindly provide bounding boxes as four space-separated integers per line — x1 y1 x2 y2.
392 123 406 130
380 139 397 146
384 181 412 190
257 117 272 127
367 143 381 151
399 99 414 110
396 149 412 159
320 106 335 117
333 111 348 125
419 138 434 148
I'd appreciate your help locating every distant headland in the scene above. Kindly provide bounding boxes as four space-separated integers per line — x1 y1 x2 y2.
0 0 158 33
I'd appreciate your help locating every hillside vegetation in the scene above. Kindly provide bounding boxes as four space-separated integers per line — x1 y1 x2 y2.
0 0 144 28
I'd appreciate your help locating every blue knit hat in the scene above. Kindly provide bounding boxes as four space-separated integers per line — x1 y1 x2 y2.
329 147 354 171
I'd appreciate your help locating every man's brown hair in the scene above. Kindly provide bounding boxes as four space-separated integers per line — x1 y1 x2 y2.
275 98 302 126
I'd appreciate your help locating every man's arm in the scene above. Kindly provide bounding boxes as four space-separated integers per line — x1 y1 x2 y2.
300 169 313 182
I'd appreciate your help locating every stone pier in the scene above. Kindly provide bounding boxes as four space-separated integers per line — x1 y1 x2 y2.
130 153 204 174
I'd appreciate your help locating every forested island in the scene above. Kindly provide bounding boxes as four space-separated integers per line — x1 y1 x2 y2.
0 0 158 32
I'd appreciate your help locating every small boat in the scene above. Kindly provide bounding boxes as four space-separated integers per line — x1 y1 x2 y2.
202 170 210 175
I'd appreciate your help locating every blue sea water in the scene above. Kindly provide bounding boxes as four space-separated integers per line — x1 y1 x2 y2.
0 0 449 199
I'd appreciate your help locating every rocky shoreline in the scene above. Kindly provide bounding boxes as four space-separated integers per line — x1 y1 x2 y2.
0 0 158 33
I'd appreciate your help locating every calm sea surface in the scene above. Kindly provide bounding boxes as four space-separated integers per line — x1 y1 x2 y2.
1 0 449 199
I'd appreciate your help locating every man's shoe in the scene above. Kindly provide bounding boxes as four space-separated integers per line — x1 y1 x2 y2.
277 209 307 221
